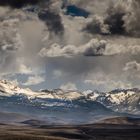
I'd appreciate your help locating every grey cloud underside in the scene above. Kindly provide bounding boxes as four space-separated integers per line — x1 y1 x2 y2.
38 0 140 57
38 9 64 35
84 0 140 37
0 0 140 90
1 0 140 36
0 0 64 35
39 38 140 57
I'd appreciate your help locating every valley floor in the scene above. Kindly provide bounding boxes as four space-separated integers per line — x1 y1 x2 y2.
0 123 139 140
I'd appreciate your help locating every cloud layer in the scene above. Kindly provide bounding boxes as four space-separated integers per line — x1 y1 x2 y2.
0 0 140 90
84 0 140 37
39 38 140 57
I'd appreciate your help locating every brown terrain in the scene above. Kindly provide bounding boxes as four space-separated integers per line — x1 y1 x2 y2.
0 117 139 140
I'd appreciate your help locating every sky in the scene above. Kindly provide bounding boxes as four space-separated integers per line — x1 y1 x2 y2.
0 0 140 92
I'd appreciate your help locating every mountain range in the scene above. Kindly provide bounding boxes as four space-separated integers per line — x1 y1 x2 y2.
0 80 140 124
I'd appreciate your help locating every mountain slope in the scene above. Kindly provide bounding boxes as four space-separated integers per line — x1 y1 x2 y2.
0 80 140 116
98 116 140 125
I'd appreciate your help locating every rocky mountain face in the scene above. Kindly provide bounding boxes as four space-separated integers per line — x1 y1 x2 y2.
0 80 140 116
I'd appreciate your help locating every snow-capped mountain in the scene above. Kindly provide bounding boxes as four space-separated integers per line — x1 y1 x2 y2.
85 89 140 115
0 80 83 99
0 80 39 97
0 80 140 116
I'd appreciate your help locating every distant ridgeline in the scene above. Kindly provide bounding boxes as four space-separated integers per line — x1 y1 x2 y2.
0 80 140 116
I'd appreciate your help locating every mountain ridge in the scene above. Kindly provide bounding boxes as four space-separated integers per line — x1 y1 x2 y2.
0 80 140 115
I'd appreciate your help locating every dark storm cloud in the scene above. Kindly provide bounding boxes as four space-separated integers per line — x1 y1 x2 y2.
38 9 64 35
0 0 64 35
84 11 125 35
104 11 125 35
83 16 110 35
106 0 140 37
84 0 140 37
103 1 126 35
1 0 140 90
0 0 44 8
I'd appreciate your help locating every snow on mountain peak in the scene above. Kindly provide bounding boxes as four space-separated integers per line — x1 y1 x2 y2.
0 80 20 95
0 80 39 97
0 80 84 100
0 79 140 115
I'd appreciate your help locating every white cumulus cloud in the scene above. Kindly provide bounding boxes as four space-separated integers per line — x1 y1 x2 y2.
22 75 45 86
60 82 77 91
